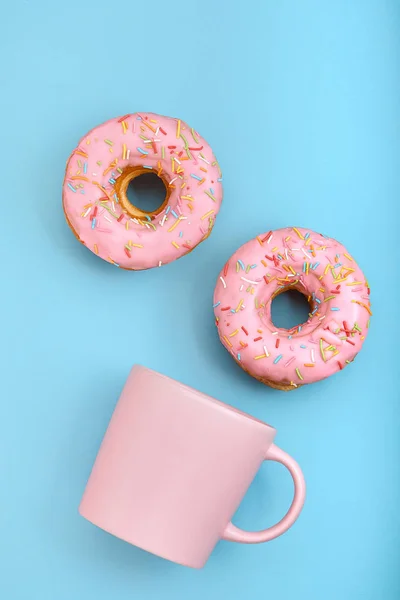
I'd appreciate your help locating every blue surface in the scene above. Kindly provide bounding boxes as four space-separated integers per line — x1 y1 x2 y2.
1 1 399 598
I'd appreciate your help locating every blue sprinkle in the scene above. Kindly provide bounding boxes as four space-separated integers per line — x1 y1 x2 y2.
145 215 151 221
136 116 142 120
303 262 307 272
217 177 222 182
190 174 202 181
274 354 283 364
251 264 257 269
238 259 245 270
237 353 241 361
179 231 183 237
312 262 320 270
300 344 307 349
83 162 87 174
331 307 340 311
143 165 153 169
171 210 179 218
312 307 318 314
166 206 171 214
80 190 85 194
288 335 292 339
113 193 119 203
304 233 310 239
109 178 116 185
315 298 321 304
210 187 215 194
334 263 342 269
213 301 221 308
230 309 236 313
298 326 302 332
113 262 120 267
277 254 283 260
137 147 148 155
67 183 76 193
91 218 96 229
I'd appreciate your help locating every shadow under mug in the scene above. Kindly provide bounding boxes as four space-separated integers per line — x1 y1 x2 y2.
79 365 306 569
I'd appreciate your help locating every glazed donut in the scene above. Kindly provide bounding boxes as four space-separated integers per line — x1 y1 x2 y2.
62 112 223 270
213 227 371 390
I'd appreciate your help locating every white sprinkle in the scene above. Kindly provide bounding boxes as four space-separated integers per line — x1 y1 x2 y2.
311 349 315 363
301 248 311 258
272 331 278 335
263 345 270 357
159 260 162 267
82 207 91 218
318 315 326 321
240 277 260 285
92 172 98 177
267 234 273 244
239 284 244 291
285 248 289 260
198 155 210 164
169 177 178 185
174 157 181 165
127 149 130 159
220 276 227 288
112 201 116 212
155 127 160 135
160 215 167 227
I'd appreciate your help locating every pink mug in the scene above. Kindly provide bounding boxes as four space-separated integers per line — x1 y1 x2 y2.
79 366 306 569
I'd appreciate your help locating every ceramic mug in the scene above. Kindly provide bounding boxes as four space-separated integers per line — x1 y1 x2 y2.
79 366 306 568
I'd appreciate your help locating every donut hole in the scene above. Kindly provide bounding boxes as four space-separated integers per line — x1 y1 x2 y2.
126 172 167 214
271 289 311 329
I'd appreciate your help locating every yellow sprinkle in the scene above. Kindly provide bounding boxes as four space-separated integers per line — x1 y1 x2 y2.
304 363 315 367
150 119 157 123
285 236 291 241
305 236 311 246
200 167 208 173
197 178 205 185
293 227 304 239
122 143 127 160
176 119 181 138
346 281 363 286
344 253 353 261
229 329 239 337
223 335 233 348
201 210 215 220
131 244 143 248
306 262 309 275
351 300 372 315
161 146 165 159
168 217 183 232
319 287 325 293
172 241 180 249
257 236 263 246
235 299 244 312
125 221 129 230
181 195 194 201
271 246 278 252
295 368 304 380
254 355 268 360
324 264 330 275
204 190 217 202
323 295 336 302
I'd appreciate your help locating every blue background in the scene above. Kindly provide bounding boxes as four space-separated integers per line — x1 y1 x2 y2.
1 1 399 598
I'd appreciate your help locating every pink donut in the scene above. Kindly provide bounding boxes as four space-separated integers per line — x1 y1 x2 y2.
63 112 223 270
213 227 371 390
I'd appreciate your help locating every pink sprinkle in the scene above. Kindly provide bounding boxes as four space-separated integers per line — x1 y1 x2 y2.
351 287 362 292
284 357 296 368
289 345 294 351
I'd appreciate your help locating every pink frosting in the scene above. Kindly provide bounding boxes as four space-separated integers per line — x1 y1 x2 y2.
62 113 223 269
213 228 371 387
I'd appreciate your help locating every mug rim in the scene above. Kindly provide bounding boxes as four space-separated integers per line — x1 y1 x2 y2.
133 365 275 432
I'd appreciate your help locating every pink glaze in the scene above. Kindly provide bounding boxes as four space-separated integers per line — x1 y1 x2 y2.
63 113 223 269
213 227 372 387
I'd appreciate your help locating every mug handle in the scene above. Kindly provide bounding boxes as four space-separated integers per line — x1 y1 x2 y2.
222 443 306 543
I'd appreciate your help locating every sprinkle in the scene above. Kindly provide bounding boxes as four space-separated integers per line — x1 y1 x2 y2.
241 326 249 335
311 349 315 363
274 354 283 364
117 214 124 222
331 307 340 311
67 183 77 193
93 244 98 254
275 339 280 348
229 329 239 337
213 301 221 308
220 276 227 288
137 147 148 155
241 277 259 285
191 174 202 181
171 241 180 249
221 306 231 311
284 356 296 368
176 120 181 138
237 353 241 361
295 368 304 380
104 139 113 146
319 339 326 362
91 218 96 229
293 227 304 239
223 335 233 348
352 300 372 315
323 295 336 302
344 253 353 261
304 363 315 367
346 281 363 286
201 210 215 220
